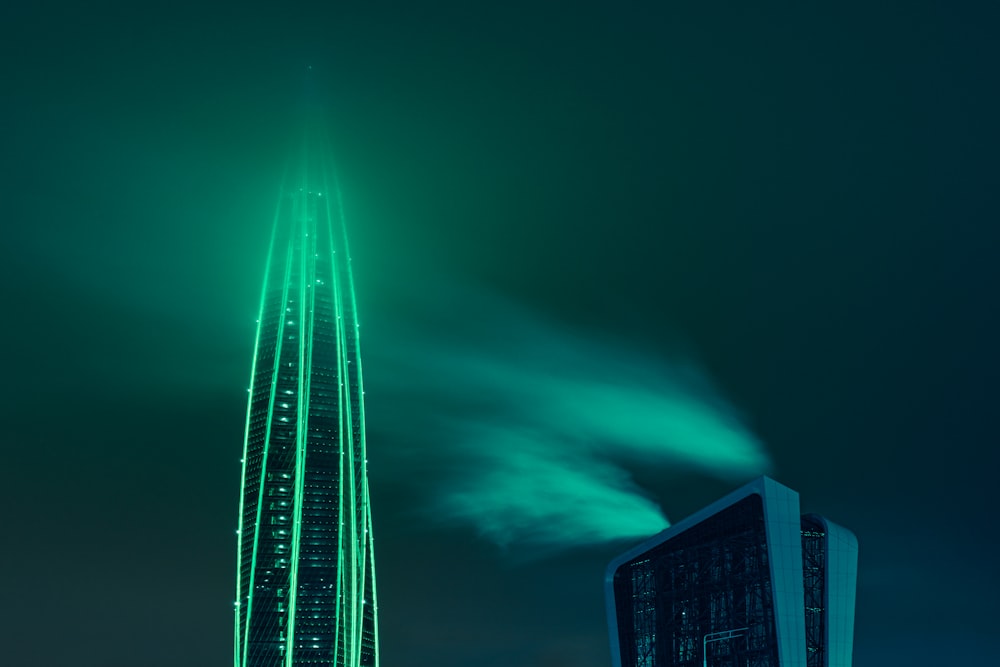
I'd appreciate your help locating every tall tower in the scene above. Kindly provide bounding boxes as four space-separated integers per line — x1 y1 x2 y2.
235 131 378 667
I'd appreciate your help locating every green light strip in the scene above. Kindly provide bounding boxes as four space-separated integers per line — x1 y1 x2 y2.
334 180 361 666
285 185 317 665
333 155 379 667
234 193 284 667
242 213 296 667
330 185 355 665
366 501 379 667
321 167 347 666
326 157 360 667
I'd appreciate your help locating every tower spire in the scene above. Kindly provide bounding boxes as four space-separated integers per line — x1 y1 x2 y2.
235 109 378 667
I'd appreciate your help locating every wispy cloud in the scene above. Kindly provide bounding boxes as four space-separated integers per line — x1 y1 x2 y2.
365 286 770 552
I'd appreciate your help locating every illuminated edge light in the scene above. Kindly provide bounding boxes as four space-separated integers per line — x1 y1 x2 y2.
285 177 318 665
323 164 348 666
236 190 288 667
328 161 359 666
334 174 379 667
242 235 296 667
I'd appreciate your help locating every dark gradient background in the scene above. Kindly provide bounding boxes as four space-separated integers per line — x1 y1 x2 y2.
3 2 998 666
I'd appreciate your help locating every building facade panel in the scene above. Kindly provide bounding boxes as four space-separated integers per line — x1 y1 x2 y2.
760 478 807 667
816 517 858 667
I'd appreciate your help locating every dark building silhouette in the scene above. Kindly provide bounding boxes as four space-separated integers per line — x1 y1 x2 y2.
607 477 857 667
234 136 378 667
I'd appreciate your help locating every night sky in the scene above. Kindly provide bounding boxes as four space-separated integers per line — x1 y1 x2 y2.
3 2 998 666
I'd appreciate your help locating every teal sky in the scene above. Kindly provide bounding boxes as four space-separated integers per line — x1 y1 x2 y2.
3 1 999 665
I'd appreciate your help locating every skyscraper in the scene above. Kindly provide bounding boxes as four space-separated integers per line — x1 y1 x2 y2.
235 132 378 667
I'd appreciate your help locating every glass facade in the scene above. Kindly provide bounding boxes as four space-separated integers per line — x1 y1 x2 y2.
612 496 779 667
607 477 857 667
235 146 377 667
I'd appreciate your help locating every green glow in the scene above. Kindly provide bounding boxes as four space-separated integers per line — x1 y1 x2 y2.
236 130 378 666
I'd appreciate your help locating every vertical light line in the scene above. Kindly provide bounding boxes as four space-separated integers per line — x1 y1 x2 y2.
321 165 347 667
366 500 380 667
334 177 368 666
234 192 284 667
286 186 316 666
343 239 360 665
326 162 358 665
243 217 296 667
